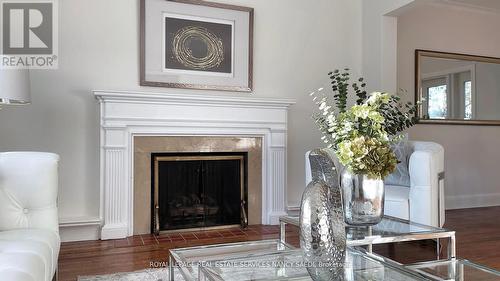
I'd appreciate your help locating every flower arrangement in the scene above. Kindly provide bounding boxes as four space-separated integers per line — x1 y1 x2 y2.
311 69 419 179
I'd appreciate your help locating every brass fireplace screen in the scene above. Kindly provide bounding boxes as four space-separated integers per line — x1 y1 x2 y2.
152 153 248 234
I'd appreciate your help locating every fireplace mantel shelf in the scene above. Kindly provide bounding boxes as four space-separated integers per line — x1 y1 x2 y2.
95 90 295 240
94 90 296 108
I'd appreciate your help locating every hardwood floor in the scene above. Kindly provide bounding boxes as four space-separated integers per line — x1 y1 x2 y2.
59 207 500 281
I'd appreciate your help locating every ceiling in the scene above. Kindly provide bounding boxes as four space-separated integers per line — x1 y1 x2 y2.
445 0 500 11
389 0 500 17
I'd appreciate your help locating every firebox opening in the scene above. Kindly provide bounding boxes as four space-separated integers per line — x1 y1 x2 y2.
151 152 248 233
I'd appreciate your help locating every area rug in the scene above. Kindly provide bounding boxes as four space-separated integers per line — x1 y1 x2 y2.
78 268 183 281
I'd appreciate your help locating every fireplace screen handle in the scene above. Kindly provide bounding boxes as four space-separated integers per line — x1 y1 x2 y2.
154 204 160 236
241 200 248 229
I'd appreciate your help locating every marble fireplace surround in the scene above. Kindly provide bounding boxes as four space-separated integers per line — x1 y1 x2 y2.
95 90 295 240
133 136 262 235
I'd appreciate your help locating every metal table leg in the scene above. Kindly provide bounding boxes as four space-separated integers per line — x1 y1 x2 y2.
449 233 456 259
280 221 286 244
459 261 464 281
367 226 373 253
169 254 175 281
437 238 441 260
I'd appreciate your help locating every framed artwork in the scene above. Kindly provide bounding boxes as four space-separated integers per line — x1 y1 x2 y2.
140 0 254 92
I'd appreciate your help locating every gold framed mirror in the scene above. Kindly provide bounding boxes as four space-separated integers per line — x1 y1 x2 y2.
415 50 500 125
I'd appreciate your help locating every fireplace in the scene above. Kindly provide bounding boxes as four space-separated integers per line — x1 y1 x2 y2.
152 152 248 233
133 136 262 235
96 90 293 240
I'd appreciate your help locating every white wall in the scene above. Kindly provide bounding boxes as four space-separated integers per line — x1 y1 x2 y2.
0 0 363 233
397 3 500 209
362 0 414 92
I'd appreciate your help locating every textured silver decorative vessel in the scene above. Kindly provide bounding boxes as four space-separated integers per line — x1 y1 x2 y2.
300 149 346 281
340 169 385 226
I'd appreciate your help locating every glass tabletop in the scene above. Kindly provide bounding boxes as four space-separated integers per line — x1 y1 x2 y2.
169 239 293 281
198 247 428 281
280 215 454 246
406 259 500 281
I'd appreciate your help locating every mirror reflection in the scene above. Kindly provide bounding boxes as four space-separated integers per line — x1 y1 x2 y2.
416 50 500 124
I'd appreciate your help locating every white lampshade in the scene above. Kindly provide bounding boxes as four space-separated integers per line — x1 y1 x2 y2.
0 69 31 105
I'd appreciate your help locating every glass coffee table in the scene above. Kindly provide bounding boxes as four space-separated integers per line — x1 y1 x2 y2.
169 240 500 281
279 215 456 259
406 259 500 281
198 247 428 281
169 239 293 281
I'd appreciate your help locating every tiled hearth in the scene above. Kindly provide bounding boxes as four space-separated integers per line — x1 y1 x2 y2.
112 225 292 247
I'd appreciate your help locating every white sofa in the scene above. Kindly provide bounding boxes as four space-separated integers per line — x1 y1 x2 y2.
305 141 445 227
0 152 60 281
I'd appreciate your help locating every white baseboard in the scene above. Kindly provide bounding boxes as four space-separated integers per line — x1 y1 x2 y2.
446 193 500 210
59 217 101 242
268 211 288 225
101 223 128 240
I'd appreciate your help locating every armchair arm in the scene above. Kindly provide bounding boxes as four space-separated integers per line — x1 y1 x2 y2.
408 141 445 227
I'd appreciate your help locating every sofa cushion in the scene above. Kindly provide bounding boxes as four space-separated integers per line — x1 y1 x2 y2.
0 229 60 281
0 253 43 281
0 269 36 281
0 152 59 233
385 185 410 220
385 138 412 187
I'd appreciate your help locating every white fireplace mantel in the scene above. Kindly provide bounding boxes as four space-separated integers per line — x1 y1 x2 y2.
95 90 296 240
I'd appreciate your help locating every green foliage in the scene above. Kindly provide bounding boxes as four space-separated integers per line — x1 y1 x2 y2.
378 91 419 136
328 69 368 111
353 77 367 105
329 69 348 112
310 69 420 179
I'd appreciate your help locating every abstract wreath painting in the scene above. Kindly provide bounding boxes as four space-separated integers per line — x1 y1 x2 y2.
164 14 233 77
141 0 252 91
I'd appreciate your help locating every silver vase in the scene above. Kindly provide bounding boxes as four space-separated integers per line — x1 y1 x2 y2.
300 149 346 281
340 169 385 226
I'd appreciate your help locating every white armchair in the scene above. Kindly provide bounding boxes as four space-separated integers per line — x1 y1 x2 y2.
305 141 445 227
0 152 60 281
